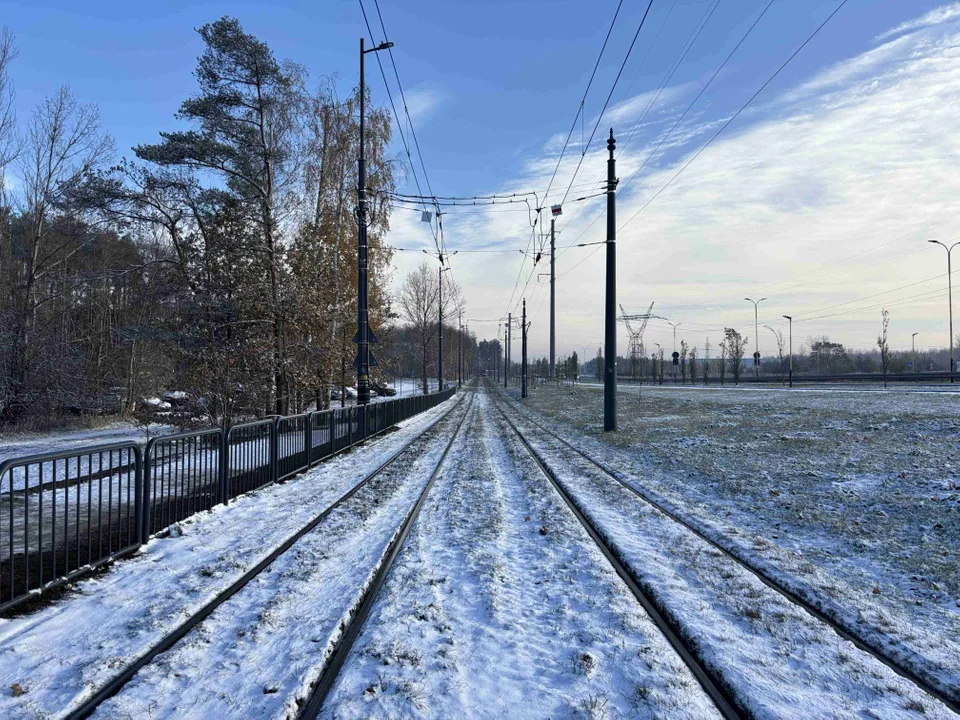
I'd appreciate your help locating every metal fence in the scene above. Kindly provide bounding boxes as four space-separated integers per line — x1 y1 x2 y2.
0 387 456 613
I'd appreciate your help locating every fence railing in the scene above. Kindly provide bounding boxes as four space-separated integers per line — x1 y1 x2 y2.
0 386 456 613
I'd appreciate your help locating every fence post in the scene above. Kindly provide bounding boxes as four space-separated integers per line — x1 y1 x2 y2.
271 419 279 484
221 427 231 505
304 413 312 471
138 442 150 544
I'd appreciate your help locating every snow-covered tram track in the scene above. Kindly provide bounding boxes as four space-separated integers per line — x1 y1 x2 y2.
492 382 960 718
62 390 475 720
296 389 476 718
490 392 743 719
320 387 722 718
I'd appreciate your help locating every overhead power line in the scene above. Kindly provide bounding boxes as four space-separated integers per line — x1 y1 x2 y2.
618 0 851 232
539 0 626 209
358 0 441 257
552 0 773 256
554 0 657 212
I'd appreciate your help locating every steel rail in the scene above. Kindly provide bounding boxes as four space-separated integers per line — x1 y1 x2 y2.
495 383 960 715
298 389 477 717
67 391 468 720
489 390 743 718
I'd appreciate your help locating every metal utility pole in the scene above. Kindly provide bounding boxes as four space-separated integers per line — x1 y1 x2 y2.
928 240 957 381
912 332 919 374
550 218 556 379
745 297 767 379
355 37 393 407
439 266 450 389
604 129 618 432
505 314 511 388
458 311 463 388
783 315 793 388
522 299 528 399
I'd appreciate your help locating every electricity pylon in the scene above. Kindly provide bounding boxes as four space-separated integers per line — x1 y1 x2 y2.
619 302 662 380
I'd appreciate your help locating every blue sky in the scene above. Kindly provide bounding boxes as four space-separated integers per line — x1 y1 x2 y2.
3 0 960 358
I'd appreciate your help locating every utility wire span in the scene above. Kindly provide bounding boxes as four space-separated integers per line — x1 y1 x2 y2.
618 0 851 233
504 0 630 326
554 0 657 216
552 0 760 256
373 0 435 200
358 0 441 257
623 0 774 195
539 0 626 211
613 0 718 162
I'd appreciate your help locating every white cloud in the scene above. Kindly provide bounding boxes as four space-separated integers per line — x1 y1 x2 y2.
876 2 960 41
402 86 444 125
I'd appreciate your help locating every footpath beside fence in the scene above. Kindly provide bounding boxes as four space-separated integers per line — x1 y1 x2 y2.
0 387 457 613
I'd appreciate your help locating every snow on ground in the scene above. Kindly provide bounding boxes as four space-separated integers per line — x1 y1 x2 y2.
91 396 474 719
0 422 170 463
0 393 464 719
324 389 717 719
517 381 960 703
499 391 954 717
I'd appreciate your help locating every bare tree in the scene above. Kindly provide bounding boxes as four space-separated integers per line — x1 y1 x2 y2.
0 28 19 187
688 346 697 386
397 261 459 394
398 261 437 394
1 87 112 422
718 340 727 385
765 325 786 385
680 340 689 384
878 309 890 388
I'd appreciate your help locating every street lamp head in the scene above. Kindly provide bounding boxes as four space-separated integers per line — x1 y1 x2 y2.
782 315 792 320
365 41 394 53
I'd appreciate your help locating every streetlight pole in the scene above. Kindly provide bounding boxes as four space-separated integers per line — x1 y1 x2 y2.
356 37 394 407
745 297 767 379
928 240 958 381
458 311 463 388
782 315 793 388
912 332 919 374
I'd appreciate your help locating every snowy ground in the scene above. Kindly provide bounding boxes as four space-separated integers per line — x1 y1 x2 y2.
324 389 717 719
0 392 464 719
496 389 954 717
0 422 169 464
518 381 960 704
